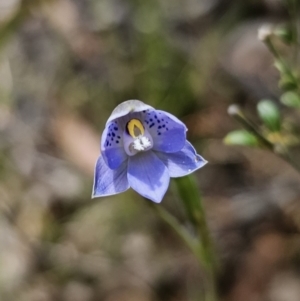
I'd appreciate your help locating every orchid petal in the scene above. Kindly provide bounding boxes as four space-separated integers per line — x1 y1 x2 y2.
155 141 207 177
142 110 187 153
127 151 170 203
101 120 127 169
106 100 154 125
92 155 129 198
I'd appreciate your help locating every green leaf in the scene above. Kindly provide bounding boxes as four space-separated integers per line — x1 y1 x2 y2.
224 130 259 146
257 99 281 131
280 91 300 108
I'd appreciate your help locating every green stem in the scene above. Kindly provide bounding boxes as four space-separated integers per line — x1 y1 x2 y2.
175 176 218 301
149 203 203 263
149 176 218 301
265 36 298 88
286 0 300 63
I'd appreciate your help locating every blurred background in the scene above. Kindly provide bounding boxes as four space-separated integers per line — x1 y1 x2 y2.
1 0 300 300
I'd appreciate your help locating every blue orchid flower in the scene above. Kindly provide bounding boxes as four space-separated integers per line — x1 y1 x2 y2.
92 100 207 203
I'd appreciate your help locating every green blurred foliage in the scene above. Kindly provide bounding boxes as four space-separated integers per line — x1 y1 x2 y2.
257 99 281 132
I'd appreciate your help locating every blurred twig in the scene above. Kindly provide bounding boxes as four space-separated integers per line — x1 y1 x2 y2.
228 104 273 150
228 104 300 174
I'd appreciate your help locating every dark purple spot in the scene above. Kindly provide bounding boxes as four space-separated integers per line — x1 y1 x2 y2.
108 133 111 137
158 126 162 129
117 136 121 139
114 127 118 131
166 128 169 130
106 141 109 146
154 115 157 119
157 120 160 123
158 132 161 135
149 123 155 128
112 132 115 137
116 140 119 144
150 118 153 122
111 138 114 141
162 125 165 128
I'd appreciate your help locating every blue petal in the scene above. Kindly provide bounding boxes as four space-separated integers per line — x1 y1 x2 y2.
92 155 129 198
101 120 127 169
155 141 207 178
127 151 170 203
106 100 154 125
142 110 187 153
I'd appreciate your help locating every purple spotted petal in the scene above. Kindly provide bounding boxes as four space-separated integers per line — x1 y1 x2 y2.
101 120 127 169
92 155 129 198
155 141 207 177
106 100 154 125
142 110 187 153
127 151 170 203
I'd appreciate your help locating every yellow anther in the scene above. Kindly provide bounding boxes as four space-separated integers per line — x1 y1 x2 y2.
127 119 144 138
